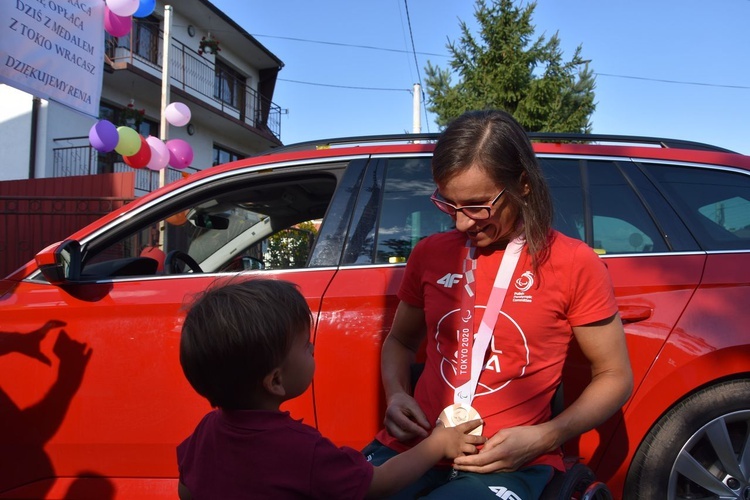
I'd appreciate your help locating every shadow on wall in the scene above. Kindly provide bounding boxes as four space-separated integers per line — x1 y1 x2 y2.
0 321 114 499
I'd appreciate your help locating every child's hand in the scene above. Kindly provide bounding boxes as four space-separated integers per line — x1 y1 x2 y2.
432 419 487 459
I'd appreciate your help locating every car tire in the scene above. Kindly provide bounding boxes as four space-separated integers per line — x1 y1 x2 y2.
624 378 750 499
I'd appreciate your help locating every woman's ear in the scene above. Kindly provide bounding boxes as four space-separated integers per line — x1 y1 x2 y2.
519 172 531 196
262 368 286 397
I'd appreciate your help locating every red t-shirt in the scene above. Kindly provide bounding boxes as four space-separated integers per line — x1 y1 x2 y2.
376 230 618 470
178 409 373 499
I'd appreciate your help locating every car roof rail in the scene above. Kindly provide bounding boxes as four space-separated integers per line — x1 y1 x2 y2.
261 132 735 156
259 133 441 155
527 132 736 153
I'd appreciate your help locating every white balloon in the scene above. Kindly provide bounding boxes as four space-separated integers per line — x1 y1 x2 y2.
164 102 192 127
145 136 170 171
107 0 140 17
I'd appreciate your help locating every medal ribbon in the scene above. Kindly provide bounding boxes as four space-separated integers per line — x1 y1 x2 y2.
453 237 525 406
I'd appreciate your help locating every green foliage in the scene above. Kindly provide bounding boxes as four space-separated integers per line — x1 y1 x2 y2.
424 0 596 133
266 221 318 269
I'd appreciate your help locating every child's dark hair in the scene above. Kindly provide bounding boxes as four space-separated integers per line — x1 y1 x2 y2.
179 278 312 409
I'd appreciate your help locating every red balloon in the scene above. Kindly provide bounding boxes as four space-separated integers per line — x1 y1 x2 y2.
123 135 151 169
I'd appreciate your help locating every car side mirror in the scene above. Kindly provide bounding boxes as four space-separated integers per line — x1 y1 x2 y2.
35 239 81 284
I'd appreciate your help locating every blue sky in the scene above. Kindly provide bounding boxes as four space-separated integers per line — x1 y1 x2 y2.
211 0 750 154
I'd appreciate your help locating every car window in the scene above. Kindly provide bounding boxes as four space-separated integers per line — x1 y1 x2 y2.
80 168 342 278
639 163 750 251
375 157 449 264
541 158 668 255
341 156 451 266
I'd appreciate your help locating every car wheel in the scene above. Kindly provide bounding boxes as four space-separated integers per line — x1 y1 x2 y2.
625 379 750 499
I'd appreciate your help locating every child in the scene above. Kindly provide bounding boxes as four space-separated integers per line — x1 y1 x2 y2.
177 278 485 499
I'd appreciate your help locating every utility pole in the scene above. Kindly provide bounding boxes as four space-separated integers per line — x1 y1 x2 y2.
412 83 421 134
159 5 172 190
158 5 172 250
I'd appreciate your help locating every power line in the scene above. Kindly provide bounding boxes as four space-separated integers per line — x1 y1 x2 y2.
252 33 446 58
278 78 411 92
596 73 750 90
259 33 749 92
402 0 430 132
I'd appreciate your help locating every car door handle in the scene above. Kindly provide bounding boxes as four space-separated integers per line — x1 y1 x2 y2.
618 304 653 324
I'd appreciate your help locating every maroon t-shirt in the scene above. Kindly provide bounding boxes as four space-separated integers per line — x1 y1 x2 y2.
177 409 373 499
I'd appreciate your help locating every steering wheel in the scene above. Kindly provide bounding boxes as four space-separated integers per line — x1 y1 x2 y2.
164 250 203 274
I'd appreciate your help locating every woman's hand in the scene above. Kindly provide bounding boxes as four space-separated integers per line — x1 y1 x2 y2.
383 391 431 441
452 424 553 473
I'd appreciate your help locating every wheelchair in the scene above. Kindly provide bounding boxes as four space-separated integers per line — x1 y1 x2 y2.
410 364 613 499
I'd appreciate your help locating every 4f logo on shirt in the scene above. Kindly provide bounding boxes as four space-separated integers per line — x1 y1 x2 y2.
437 273 462 288
489 486 522 500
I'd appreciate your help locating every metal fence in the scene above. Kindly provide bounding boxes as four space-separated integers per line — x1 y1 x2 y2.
53 138 199 197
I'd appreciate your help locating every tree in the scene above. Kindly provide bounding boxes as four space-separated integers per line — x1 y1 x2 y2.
266 221 318 269
424 0 596 133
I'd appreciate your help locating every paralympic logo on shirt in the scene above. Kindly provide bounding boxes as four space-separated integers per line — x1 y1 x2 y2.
435 307 530 397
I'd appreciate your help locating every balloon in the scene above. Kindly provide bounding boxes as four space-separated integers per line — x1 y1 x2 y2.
166 210 188 226
145 136 170 171
104 7 131 37
133 0 156 17
166 139 193 170
89 120 119 152
106 0 139 17
115 126 141 156
123 135 151 168
164 102 191 127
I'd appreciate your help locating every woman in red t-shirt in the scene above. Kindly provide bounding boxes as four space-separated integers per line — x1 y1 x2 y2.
364 109 633 499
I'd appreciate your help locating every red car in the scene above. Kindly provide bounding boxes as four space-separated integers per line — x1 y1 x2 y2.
2 133 749 499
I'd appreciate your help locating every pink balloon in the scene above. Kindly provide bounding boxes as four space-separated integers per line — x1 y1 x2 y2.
104 7 131 37
164 102 191 127
106 0 139 17
145 136 170 171
166 139 193 170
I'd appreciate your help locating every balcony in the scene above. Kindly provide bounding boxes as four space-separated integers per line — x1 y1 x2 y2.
106 22 281 141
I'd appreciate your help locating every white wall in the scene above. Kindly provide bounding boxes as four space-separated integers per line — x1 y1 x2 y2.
0 85 33 181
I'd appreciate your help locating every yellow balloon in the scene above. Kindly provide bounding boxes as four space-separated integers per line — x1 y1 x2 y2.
115 126 141 156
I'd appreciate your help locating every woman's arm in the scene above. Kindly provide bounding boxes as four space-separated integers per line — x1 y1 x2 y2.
380 301 431 441
453 313 633 473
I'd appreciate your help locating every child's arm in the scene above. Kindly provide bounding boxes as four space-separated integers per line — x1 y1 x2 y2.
366 419 485 498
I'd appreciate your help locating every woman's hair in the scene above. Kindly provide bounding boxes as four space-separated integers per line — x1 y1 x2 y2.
179 278 312 409
431 109 553 268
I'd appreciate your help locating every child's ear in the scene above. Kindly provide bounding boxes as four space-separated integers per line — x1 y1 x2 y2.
262 368 286 397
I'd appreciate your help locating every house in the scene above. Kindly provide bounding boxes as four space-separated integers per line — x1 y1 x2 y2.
0 0 285 195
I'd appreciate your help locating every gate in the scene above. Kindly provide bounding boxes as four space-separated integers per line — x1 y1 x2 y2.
0 172 135 278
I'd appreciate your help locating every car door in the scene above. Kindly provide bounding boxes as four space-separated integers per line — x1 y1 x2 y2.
312 154 446 450
540 155 706 477
0 159 357 497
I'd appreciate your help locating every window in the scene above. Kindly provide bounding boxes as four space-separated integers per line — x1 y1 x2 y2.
79 169 340 278
375 158 449 264
341 157 449 265
541 158 668 255
214 60 246 111
132 16 160 64
212 145 245 166
641 163 750 251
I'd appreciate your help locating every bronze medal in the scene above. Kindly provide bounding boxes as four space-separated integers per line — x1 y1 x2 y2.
437 403 483 436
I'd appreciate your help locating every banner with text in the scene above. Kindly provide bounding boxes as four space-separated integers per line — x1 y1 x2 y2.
0 0 106 117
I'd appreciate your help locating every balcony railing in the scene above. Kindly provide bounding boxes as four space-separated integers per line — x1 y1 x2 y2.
53 137 199 197
106 23 281 140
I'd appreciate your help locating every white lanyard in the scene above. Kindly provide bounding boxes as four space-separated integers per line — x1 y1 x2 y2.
453 237 525 406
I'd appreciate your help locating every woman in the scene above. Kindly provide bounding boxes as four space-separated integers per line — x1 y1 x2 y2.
363 109 633 499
